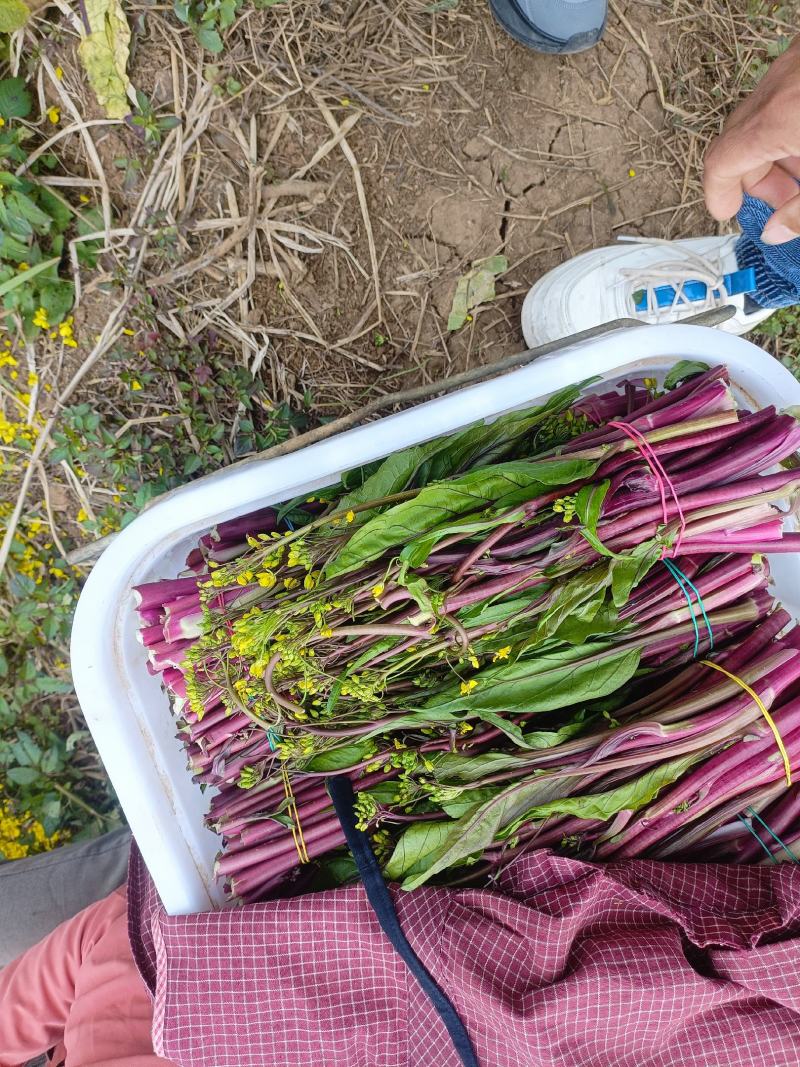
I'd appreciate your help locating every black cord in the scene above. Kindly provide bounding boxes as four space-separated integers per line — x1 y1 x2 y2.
327 775 480 1067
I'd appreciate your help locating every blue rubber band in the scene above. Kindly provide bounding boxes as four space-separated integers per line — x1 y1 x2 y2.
662 560 701 657
736 813 779 863
662 559 715 657
746 806 800 865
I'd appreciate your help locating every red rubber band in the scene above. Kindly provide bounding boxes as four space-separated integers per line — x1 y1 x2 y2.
608 420 687 556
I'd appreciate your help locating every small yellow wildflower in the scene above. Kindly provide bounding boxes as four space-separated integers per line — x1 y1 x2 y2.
372 583 385 599
493 645 512 662
55 66 64 79
46 106 60 124
122 327 135 336
257 571 276 589
628 168 636 178
320 626 333 638
303 573 317 591
237 570 254 586
340 97 351 107
27 371 38 387
130 379 142 391
79 194 90 203
345 510 355 523
50 566 67 579
57 317 78 347
283 576 299 590
422 84 430 92
76 508 88 523
18 262 29 272
469 654 479 669
460 679 478 696
0 118 5 128
32 307 50 330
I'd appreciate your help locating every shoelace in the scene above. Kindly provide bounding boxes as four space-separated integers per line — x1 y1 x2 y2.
617 236 730 320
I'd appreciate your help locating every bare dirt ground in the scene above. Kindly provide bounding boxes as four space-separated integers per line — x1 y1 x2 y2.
51 0 799 423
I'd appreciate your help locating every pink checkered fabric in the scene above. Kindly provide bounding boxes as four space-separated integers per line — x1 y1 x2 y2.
128 845 800 1066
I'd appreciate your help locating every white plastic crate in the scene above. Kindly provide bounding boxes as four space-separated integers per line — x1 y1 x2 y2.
71 324 800 915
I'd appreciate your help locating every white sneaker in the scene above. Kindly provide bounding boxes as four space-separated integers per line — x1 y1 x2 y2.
520 235 775 349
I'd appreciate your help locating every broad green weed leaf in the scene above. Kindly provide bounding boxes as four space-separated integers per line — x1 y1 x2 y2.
0 75 31 117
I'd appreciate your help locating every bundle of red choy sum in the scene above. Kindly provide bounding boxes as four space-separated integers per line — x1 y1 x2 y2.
134 362 800 903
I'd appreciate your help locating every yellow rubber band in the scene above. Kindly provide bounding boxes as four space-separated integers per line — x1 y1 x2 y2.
701 659 792 787
281 763 310 864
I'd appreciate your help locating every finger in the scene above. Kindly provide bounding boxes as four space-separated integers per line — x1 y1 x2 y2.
762 191 800 244
776 156 800 180
704 126 800 219
704 147 771 220
746 162 800 209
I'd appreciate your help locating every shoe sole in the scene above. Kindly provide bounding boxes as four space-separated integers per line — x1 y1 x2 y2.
488 0 606 53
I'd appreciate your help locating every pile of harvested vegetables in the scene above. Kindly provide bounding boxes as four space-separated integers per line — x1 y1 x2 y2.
135 363 800 903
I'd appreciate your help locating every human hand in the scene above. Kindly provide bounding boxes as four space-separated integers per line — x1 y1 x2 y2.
704 37 800 244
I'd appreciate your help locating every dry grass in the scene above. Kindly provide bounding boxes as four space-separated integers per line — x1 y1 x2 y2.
4 0 798 571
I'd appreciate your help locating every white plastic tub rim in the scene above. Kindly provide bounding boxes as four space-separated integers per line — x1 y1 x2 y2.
70 323 800 915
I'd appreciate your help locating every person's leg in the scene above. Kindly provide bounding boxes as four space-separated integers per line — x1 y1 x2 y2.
0 827 131 968
489 0 608 54
735 192 800 310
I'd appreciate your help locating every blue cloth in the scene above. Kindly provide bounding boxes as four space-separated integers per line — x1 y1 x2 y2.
736 192 800 308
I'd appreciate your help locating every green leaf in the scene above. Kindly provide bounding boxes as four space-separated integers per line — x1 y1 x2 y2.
304 743 372 772
422 642 641 719
7 766 40 785
420 382 593 485
574 479 622 559
609 538 662 607
0 75 31 118
196 24 224 51
359 706 469 741
399 511 523 570
337 438 456 520
8 189 52 231
432 750 539 784
37 187 72 233
385 820 457 881
458 591 544 630
535 564 610 642
0 255 59 298
78 0 134 119
0 233 31 261
397 774 571 889
552 601 623 645
439 786 500 819
326 456 600 578
0 0 28 32
38 279 75 325
501 752 702 837
336 380 590 522
663 360 709 390
447 255 507 331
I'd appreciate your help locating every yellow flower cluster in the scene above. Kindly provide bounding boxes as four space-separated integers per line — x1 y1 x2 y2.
552 495 577 524
56 316 78 348
0 340 44 448
0 790 62 860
